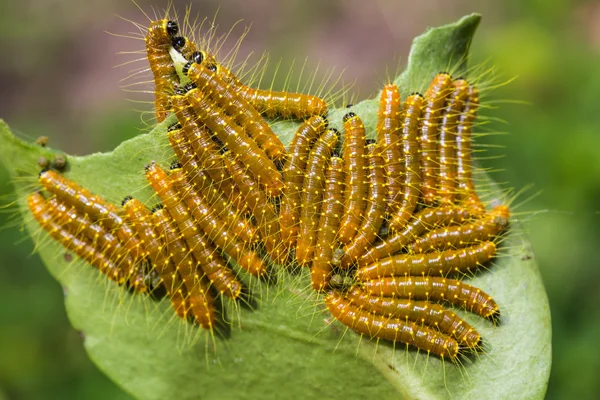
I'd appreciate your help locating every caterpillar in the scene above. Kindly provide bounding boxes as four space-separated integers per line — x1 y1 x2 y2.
151 205 216 329
455 83 485 214
122 196 191 321
358 205 475 267
296 128 339 265
360 276 499 319
325 291 459 359
280 115 327 253
221 150 286 264
338 112 367 245
168 165 268 278
176 43 327 120
376 84 403 214
334 141 386 268
311 156 345 291
46 197 135 273
184 57 286 162
38 170 144 262
355 241 497 280
344 286 481 348
144 162 243 299
184 84 284 197
146 19 180 122
408 205 510 253
170 93 249 214
166 124 257 244
389 93 424 231
420 73 453 204
438 79 469 204
28 192 126 284
228 60 328 119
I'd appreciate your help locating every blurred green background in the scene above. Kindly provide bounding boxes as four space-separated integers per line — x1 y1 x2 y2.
0 0 598 398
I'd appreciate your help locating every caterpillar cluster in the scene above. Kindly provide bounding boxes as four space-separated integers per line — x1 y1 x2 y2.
27 17 510 361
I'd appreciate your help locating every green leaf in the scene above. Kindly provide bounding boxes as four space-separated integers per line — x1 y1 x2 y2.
0 14 551 400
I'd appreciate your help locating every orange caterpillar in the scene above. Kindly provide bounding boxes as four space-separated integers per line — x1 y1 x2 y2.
39 170 144 262
166 123 256 243
222 150 286 264
145 19 180 122
408 205 510 253
183 83 284 197
311 156 345 291
151 205 216 329
420 73 453 204
280 116 327 254
338 113 367 245
358 205 475 267
168 165 268 278
388 93 424 231
377 84 403 214
326 291 459 359
355 241 497 280
145 162 243 299
345 286 481 348
438 79 469 203
184 56 286 162
170 93 249 214
28 192 127 285
296 128 339 265
122 197 191 321
334 140 386 268
197 62 328 119
360 276 499 319
455 84 485 214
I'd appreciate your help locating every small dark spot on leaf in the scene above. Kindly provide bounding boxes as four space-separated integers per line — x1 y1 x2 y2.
64 253 73 262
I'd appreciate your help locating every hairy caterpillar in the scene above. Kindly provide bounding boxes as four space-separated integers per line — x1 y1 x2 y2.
151 205 216 329
334 141 386 268
280 116 328 253
221 150 286 264
338 112 367 245
28 192 127 285
170 93 249 214
311 156 345 291
122 196 191 320
376 84 403 214
166 124 257 243
146 19 180 122
355 241 497 280
184 84 284 197
184 57 286 162
296 128 339 265
38 170 144 262
360 276 499 319
326 291 459 359
408 205 510 253
420 73 453 204
344 286 481 348
455 84 485 214
358 206 475 266
438 79 469 204
144 162 243 299
168 165 268 278
389 93 424 231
